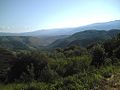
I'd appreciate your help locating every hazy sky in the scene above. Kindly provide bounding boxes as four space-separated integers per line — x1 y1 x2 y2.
0 0 120 33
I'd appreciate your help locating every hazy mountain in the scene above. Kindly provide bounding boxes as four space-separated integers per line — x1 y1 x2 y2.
72 20 120 33
0 20 120 49
1 29 119 50
0 20 120 36
49 29 120 48
21 28 75 36
0 28 74 36
0 32 19 36
21 20 120 36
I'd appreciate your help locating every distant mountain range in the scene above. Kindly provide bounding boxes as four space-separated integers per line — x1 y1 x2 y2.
0 20 120 50
0 29 120 50
0 20 120 36
49 29 120 48
73 20 120 33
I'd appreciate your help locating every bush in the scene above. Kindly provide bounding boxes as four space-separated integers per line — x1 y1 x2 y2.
90 44 105 67
6 52 48 83
22 86 39 90
0 48 16 82
113 46 120 59
38 66 59 83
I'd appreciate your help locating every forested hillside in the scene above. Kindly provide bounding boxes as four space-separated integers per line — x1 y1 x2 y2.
50 29 120 48
0 35 69 50
0 32 120 90
0 36 43 50
0 29 120 51
1 0 120 89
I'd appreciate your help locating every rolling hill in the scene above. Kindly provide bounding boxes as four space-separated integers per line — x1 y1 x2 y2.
49 29 120 48
0 35 69 50
0 20 120 50
0 36 44 50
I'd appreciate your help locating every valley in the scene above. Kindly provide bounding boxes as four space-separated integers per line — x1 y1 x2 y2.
0 20 120 90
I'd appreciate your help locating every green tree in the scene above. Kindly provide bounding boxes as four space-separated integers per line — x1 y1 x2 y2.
0 48 16 82
90 44 105 67
113 46 120 59
6 52 48 83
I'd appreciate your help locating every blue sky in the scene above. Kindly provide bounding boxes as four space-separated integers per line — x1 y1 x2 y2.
0 0 120 33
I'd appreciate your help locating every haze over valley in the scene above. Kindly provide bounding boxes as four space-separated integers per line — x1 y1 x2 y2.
0 0 120 90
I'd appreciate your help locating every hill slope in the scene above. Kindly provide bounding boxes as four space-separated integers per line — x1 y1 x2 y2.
0 36 43 50
0 35 69 50
49 29 120 48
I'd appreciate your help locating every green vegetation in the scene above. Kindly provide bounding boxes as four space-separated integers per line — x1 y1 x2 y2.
0 32 120 90
0 35 69 50
50 29 120 48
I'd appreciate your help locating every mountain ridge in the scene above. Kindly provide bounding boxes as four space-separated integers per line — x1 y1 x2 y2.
49 29 120 48
0 20 120 36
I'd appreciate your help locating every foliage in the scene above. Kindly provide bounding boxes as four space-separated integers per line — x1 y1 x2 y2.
90 44 105 67
6 52 49 83
0 33 120 90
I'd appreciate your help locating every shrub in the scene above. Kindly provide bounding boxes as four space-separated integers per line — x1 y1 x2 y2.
6 52 48 83
90 44 105 67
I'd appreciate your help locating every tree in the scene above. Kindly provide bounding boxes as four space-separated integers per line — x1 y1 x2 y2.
0 48 16 82
113 46 120 59
6 52 48 83
38 66 58 83
90 44 105 67
20 63 35 82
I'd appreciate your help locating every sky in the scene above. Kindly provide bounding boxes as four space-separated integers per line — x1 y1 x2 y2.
0 0 120 33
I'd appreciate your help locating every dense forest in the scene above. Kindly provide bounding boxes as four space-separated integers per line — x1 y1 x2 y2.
0 32 120 90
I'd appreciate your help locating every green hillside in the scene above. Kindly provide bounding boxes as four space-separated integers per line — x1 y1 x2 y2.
0 31 120 90
49 29 120 48
0 35 69 50
0 36 43 50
